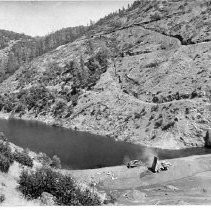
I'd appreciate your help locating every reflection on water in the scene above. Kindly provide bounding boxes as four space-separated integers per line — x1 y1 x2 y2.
0 118 210 169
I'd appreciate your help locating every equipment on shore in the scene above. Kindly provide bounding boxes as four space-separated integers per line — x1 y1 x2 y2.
150 156 172 173
127 160 143 168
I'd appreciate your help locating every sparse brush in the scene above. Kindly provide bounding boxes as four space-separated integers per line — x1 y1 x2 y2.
150 12 161 21
103 193 117 204
18 167 101 205
154 118 163 128
13 150 33 168
0 154 10 173
50 155 61 169
0 194 5 203
37 152 52 166
0 141 14 164
145 61 159 68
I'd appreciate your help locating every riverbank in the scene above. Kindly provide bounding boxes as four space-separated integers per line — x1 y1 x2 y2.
0 111 112 139
65 154 211 205
0 111 208 150
1 132 211 205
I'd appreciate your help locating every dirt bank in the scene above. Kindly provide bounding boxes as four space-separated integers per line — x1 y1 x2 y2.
65 154 211 205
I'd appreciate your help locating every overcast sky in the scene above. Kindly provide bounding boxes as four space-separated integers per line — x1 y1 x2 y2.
0 0 133 37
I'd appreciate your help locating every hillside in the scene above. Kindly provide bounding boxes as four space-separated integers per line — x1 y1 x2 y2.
0 29 31 50
0 26 87 82
0 0 211 149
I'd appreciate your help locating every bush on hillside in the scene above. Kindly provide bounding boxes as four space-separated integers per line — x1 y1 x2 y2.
13 150 33 168
154 118 163 128
0 84 55 116
18 167 101 205
0 132 7 141
51 99 67 118
2 96 16 112
0 194 5 203
50 155 61 169
41 62 63 85
110 20 122 29
150 12 161 21
76 188 101 206
162 121 175 130
0 154 10 173
0 141 14 164
145 61 159 68
23 85 54 111
14 103 27 113
37 152 52 166
0 95 5 111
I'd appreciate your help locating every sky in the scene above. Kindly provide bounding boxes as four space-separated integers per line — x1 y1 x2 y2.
0 0 134 37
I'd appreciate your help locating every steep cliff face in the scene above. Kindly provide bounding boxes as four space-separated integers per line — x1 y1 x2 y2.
0 0 211 149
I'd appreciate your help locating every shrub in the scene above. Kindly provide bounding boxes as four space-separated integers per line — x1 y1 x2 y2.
3 98 16 112
50 155 61 169
20 85 53 112
154 118 163 128
0 194 5 203
151 105 159 112
37 152 52 166
18 167 101 206
0 132 7 141
13 150 33 167
160 42 168 50
14 103 26 113
0 141 14 164
150 12 161 21
103 193 117 204
110 20 122 29
145 61 159 68
162 121 175 130
51 99 67 118
0 154 10 173
76 189 101 206
134 112 141 119
95 50 108 68
149 114 154 121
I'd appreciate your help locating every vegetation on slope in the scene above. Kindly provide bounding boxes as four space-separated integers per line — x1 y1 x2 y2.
0 132 106 206
0 0 211 148
0 141 14 165
18 167 101 205
0 47 109 118
13 150 33 168
0 29 31 50
0 26 87 82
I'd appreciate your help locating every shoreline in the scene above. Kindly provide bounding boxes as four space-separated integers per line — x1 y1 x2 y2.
1 114 211 205
62 154 211 205
1 115 211 206
0 111 207 150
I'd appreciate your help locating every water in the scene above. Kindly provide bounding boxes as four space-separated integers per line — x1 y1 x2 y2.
0 118 210 169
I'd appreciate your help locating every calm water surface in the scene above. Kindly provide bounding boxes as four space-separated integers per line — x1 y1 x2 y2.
0 118 210 169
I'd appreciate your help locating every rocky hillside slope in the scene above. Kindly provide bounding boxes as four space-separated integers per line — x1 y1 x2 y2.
0 0 211 149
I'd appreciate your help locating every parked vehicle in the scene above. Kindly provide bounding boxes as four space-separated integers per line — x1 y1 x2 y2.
127 160 143 168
